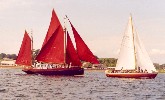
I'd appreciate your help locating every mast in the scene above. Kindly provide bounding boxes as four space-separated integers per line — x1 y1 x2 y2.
66 32 82 66
31 29 33 66
130 15 137 70
64 16 67 64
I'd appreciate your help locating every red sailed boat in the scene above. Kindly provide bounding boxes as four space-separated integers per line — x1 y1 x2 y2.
105 15 158 79
16 9 99 75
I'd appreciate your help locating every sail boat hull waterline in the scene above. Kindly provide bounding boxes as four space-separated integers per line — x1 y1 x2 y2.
22 67 84 75
105 15 158 79
105 72 157 79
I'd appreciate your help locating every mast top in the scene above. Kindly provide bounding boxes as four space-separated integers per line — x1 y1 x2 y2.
129 13 132 19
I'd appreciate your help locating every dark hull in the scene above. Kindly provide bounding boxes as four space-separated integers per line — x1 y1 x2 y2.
106 72 158 79
22 67 84 75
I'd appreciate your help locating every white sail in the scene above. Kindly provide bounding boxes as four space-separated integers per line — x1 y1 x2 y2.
116 15 156 73
115 16 136 70
134 31 156 73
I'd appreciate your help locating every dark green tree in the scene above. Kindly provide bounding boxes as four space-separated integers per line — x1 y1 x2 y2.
0 53 6 59
10 54 17 60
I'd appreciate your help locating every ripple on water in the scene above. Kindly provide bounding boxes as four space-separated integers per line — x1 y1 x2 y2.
0 69 165 100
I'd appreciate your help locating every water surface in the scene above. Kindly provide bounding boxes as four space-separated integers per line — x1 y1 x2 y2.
0 69 164 100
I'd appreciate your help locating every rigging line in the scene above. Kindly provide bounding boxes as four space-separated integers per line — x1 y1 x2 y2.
131 16 137 70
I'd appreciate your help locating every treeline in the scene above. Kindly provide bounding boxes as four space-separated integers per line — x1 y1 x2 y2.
98 58 117 67
81 58 117 68
154 63 165 72
98 58 165 71
0 49 40 61
0 53 17 60
0 51 165 71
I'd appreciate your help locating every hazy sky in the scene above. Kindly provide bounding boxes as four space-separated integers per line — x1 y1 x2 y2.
0 0 165 64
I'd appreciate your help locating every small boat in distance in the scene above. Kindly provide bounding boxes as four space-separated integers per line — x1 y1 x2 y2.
16 9 99 75
105 15 158 79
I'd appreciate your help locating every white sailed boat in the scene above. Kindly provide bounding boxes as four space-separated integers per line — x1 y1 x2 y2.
105 15 158 79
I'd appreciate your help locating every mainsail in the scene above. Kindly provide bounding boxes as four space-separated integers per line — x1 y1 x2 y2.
116 16 136 70
36 26 65 64
69 21 99 64
16 30 32 66
66 32 82 66
42 9 61 48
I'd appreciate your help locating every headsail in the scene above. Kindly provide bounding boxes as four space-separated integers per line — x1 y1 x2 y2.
115 16 136 70
16 30 32 66
36 26 65 64
66 32 82 66
134 30 156 72
42 9 61 48
69 21 99 64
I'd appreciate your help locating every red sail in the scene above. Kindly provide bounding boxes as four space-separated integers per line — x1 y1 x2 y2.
16 31 32 66
70 22 99 64
36 26 65 63
42 9 60 47
66 32 82 66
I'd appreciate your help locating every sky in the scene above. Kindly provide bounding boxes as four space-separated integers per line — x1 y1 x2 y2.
0 0 165 64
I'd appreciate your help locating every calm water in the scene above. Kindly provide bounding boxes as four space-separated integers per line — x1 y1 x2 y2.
0 69 165 100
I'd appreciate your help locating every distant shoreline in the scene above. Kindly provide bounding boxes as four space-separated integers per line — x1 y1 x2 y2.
0 66 164 73
0 66 22 69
